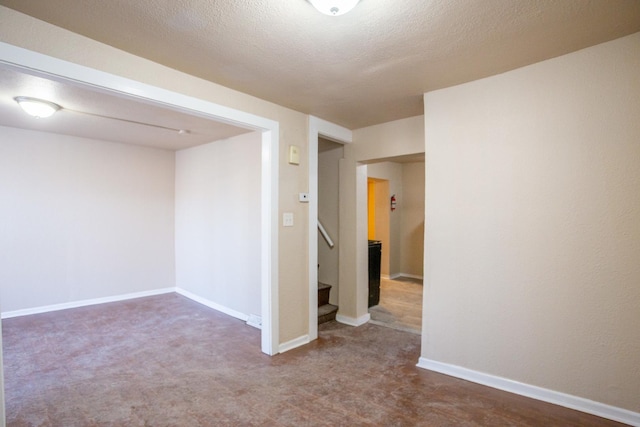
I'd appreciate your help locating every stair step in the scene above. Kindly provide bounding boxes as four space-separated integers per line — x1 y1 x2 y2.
318 282 332 307
318 282 331 291
318 304 338 325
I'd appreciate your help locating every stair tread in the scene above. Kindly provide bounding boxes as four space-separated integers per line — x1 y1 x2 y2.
318 304 338 316
317 303 338 325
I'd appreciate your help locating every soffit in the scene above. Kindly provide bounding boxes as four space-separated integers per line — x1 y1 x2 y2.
2 0 640 129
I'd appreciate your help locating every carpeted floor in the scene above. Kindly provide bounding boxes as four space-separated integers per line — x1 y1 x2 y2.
2 293 625 426
369 276 423 334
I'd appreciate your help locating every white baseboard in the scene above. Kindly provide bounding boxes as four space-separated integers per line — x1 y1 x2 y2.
1 287 254 326
1 288 176 319
278 334 310 353
175 288 248 322
336 312 371 327
398 273 423 280
385 273 424 280
246 314 262 330
417 358 640 427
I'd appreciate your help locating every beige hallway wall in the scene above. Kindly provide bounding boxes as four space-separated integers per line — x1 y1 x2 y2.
353 116 425 162
400 162 425 277
373 179 390 276
337 115 424 321
422 33 640 412
366 160 425 279
367 163 403 277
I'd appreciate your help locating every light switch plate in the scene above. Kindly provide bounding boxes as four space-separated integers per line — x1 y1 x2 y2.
283 212 294 227
288 145 300 165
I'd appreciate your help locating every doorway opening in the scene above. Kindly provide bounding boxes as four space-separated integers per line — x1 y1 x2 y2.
317 138 344 325
0 43 280 362
365 157 425 334
306 116 353 341
367 177 390 274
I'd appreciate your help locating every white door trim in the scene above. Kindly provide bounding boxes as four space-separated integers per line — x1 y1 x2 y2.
307 115 352 340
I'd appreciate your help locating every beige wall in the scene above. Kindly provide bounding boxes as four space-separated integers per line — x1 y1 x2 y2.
422 33 640 412
0 6 310 344
353 115 424 162
400 162 425 277
367 163 402 277
373 179 390 275
334 115 424 318
0 126 175 312
366 161 425 279
337 152 369 322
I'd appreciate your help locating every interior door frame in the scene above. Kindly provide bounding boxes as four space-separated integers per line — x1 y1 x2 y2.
307 116 352 341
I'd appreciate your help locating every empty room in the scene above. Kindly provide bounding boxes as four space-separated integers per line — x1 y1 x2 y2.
1 1 639 426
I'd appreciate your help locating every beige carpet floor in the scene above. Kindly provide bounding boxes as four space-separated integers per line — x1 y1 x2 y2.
2 293 624 426
369 276 423 334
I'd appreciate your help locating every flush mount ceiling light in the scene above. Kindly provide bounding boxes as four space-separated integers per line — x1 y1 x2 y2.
14 96 62 118
13 96 192 134
309 0 360 16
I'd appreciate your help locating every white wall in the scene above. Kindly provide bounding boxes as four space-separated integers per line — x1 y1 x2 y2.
422 33 640 413
175 132 262 319
0 319 3 427
0 126 176 313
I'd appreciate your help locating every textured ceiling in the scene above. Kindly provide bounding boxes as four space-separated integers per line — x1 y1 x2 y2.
1 0 640 129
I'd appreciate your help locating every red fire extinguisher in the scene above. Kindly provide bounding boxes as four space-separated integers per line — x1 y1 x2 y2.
390 194 397 211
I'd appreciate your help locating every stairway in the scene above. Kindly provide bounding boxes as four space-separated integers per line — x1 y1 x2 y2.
318 282 338 324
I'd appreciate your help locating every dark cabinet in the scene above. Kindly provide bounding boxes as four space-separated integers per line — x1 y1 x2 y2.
368 240 382 307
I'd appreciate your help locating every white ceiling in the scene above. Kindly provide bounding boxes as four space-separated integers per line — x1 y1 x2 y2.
1 0 639 137
0 67 251 150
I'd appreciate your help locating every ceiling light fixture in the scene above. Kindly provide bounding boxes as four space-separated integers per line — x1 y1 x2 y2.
309 0 360 16
13 96 192 134
14 96 62 118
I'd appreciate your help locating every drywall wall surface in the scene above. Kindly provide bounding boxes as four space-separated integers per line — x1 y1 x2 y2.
367 162 403 277
337 148 369 322
373 179 390 275
338 153 358 319
352 115 424 162
400 162 424 277
0 126 176 312
0 6 310 344
175 132 261 318
0 319 4 427
422 33 640 412
318 139 343 305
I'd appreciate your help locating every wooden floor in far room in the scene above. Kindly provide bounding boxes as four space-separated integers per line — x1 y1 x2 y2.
369 276 423 334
